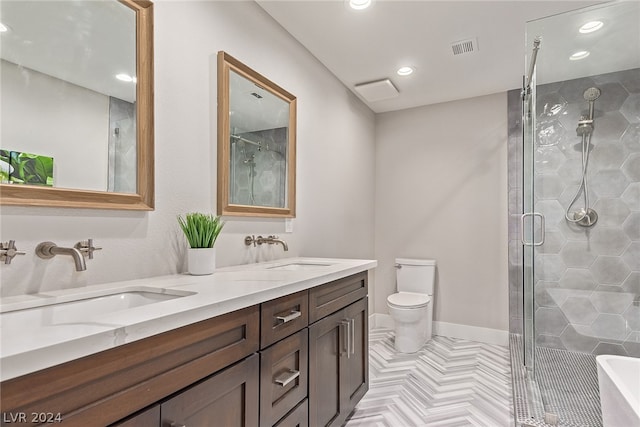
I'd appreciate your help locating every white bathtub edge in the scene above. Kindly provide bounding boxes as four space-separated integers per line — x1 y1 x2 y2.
596 354 640 427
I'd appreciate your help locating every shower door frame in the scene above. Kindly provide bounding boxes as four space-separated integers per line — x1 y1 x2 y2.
522 81 537 375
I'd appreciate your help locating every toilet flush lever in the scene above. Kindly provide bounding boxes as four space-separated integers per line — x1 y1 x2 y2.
395 264 402 269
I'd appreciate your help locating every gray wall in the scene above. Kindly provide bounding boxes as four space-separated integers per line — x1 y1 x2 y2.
508 68 640 357
375 93 509 333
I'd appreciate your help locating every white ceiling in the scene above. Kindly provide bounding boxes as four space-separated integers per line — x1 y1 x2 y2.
256 0 631 113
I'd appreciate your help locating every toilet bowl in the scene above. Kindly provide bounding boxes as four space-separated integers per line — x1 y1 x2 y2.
386 258 435 353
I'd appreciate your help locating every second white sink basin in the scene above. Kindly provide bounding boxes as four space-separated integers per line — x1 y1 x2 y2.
0 287 196 329
267 262 334 271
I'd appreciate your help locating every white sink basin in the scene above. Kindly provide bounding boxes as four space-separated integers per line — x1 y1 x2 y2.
0 287 195 329
267 262 334 271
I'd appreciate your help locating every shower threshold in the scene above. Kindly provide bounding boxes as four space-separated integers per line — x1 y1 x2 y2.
510 334 602 427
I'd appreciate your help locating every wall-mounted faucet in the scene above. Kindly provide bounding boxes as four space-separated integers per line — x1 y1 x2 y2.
35 239 101 271
36 242 86 271
244 235 289 251
1 240 26 265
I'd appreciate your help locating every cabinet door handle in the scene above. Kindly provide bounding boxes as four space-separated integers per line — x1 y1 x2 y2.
341 319 351 358
274 369 300 387
169 422 186 427
349 318 356 357
276 310 302 324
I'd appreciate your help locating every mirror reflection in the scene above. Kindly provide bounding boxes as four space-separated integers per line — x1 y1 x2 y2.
0 0 137 193
217 52 296 217
229 69 290 208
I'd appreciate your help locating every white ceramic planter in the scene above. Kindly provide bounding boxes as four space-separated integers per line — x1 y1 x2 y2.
187 247 216 275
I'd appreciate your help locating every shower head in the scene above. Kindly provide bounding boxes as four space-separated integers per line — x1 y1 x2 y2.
583 87 601 101
583 87 601 122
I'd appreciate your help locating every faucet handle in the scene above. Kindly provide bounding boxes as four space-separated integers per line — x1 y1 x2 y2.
0 240 26 265
75 239 102 259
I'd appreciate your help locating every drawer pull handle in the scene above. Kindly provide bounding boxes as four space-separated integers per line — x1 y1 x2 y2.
274 369 300 387
276 310 301 323
170 422 186 427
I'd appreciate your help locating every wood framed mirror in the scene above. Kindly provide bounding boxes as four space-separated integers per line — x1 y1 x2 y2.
0 0 154 210
217 51 296 218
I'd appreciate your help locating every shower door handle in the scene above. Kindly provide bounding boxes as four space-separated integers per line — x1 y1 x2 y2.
521 212 545 246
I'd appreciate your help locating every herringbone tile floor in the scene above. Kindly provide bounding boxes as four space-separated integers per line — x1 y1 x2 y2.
346 328 515 427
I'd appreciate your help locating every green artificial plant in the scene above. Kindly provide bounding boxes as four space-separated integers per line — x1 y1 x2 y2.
177 213 225 249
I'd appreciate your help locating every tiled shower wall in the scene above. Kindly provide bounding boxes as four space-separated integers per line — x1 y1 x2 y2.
231 127 287 207
108 97 136 193
508 68 640 357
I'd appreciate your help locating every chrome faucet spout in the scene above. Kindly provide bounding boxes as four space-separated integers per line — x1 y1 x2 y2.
244 235 288 251
268 236 289 251
51 246 87 271
36 242 87 271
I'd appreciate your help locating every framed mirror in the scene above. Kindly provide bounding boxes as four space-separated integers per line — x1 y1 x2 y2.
0 0 154 210
217 51 296 217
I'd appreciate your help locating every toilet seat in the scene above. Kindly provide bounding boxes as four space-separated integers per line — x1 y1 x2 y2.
387 292 430 309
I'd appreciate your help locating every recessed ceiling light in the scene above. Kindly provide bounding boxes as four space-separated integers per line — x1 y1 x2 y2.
0 22 9 33
348 0 372 10
569 51 590 61
397 66 414 76
115 73 136 82
579 21 604 34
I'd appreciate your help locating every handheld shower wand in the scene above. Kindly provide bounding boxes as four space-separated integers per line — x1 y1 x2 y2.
576 87 601 136
584 87 601 121
566 87 601 227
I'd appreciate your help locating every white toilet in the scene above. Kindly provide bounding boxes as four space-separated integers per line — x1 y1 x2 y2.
386 258 436 353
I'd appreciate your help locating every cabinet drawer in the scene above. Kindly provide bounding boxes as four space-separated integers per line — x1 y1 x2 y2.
161 353 259 427
309 272 367 323
274 398 309 427
260 329 308 426
261 290 309 349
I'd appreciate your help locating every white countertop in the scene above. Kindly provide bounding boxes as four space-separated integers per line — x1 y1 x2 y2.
0 257 376 381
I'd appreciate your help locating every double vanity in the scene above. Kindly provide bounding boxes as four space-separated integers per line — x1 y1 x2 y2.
0 257 376 427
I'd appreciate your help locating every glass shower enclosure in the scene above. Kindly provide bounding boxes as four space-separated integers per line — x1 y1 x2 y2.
511 1 640 426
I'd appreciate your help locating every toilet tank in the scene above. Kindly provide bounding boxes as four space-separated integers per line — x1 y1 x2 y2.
395 258 436 295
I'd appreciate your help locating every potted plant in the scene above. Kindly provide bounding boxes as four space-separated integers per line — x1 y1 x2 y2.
178 212 224 275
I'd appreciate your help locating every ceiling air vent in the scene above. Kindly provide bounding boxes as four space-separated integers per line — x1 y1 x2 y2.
354 79 399 102
451 38 478 56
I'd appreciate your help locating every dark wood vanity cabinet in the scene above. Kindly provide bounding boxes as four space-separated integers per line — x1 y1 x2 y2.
0 305 260 427
0 271 369 427
260 271 368 427
308 297 368 427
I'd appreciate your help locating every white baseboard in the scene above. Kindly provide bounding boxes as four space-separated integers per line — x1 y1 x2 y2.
369 313 394 329
369 313 508 347
433 321 508 346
